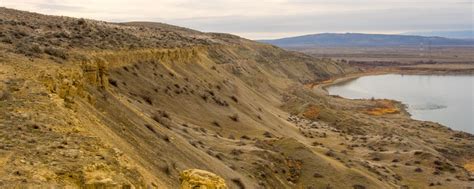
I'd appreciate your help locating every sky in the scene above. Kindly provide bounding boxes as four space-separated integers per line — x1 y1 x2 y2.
1 0 472 39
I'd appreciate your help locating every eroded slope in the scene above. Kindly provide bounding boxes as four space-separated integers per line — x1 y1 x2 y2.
0 7 472 189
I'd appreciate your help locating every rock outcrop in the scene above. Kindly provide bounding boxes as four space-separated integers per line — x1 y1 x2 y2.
179 169 228 189
82 57 109 89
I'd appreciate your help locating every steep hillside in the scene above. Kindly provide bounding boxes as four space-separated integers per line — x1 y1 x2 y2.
259 33 474 48
0 7 473 188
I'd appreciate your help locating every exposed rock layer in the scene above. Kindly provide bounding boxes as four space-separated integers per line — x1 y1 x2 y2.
0 7 472 189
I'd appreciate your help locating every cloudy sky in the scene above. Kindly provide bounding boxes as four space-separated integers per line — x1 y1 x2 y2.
1 0 472 39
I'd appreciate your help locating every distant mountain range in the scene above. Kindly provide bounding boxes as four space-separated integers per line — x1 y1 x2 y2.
402 30 473 39
259 33 474 48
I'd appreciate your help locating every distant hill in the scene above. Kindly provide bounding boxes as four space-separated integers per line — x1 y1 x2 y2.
259 33 474 47
402 30 473 39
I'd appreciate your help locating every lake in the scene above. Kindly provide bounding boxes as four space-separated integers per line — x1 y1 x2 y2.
326 74 473 134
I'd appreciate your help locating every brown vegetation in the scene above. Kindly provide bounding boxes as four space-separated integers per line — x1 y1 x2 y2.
364 100 400 116
302 105 320 120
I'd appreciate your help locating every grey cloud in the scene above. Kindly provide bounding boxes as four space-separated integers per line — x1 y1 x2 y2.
165 6 471 39
34 0 86 12
2 0 471 39
35 3 85 12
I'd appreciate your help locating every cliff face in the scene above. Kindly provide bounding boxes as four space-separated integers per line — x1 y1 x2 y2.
0 7 473 189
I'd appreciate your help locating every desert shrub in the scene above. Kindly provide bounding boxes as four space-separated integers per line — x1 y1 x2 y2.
44 47 68 59
212 97 229 106
212 121 221 127
0 90 11 101
353 184 366 189
77 18 86 25
240 135 250 140
230 149 243 156
263 131 273 138
199 128 207 133
161 165 171 175
414 151 423 155
30 45 43 54
13 30 28 38
108 79 118 87
215 153 224 160
206 90 215 96
231 178 245 189
206 150 214 156
200 94 208 101
313 172 324 178
26 123 41 130
16 43 42 57
162 135 170 142
230 96 239 103
181 128 188 133
1 36 12 44
325 150 335 157
142 95 153 105
231 67 242 75
54 31 70 38
151 111 172 129
159 110 170 119
229 114 239 122
189 141 198 148
144 124 156 134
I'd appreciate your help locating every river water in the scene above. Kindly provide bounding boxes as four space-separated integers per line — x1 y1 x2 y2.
326 74 473 134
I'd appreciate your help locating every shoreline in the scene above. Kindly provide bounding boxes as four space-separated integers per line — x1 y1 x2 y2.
315 67 474 94
313 67 474 135
313 69 393 95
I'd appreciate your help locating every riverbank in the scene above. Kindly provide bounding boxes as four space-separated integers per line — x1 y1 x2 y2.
313 69 393 95
314 64 474 95
316 67 474 129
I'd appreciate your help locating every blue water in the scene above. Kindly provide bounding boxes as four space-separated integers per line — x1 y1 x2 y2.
326 74 474 134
